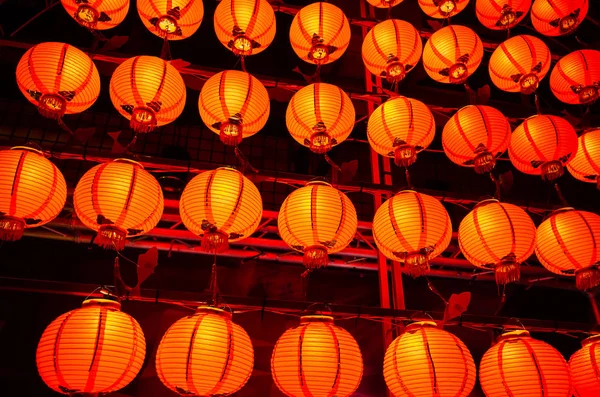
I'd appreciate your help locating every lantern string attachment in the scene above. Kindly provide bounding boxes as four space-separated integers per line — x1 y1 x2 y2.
553 182 570 207
234 147 258 174
160 37 172 60
404 167 413 189
534 93 542 114
209 256 221 307
240 56 247 72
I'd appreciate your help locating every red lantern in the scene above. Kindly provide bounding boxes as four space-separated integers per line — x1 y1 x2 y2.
567 129 600 189
570 334 600 397
476 0 531 30
550 50 600 105
442 105 511 173
419 0 470 19
531 0 589 36
509 115 578 181
61 0 129 30
137 0 204 39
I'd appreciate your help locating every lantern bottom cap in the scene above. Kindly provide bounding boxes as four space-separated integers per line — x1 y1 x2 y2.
495 255 520 285
576 267 600 291
0 215 25 241
474 150 495 173
394 144 417 167
38 94 66 120
130 107 157 134
303 245 329 269
541 160 564 181
219 122 243 146
96 225 127 251
309 131 333 154
75 4 99 29
403 252 430 278
201 231 229 253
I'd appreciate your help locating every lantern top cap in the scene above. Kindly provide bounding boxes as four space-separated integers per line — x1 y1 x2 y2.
113 158 145 169
582 333 600 346
10 146 44 156
215 166 241 174
474 198 500 208
405 320 438 331
195 305 233 318
306 180 332 187
82 298 122 310
300 315 334 324
498 329 530 341
546 207 576 218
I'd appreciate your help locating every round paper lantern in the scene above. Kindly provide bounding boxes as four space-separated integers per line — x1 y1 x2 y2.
198 70 270 146
61 0 129 30
16 42 100 120
419 0 470 19
271 315 363 397
110 56 186 133
214 0 276 57
286 83 355 153
442 105 511 173
531 0 588 36
489 35 551 94
0 147 67 241
550 50 600 105
423 25 483 84
509 115 578 181
137 0 204 39
536 208 600 290
37 298 146 395
367 96 435 167
367 0 404 7
480 330 572 397
568 129 600 189
289 2 351 65
476 0 531 30
458 200 536 284
179 167 262 253
73 159 164 250
156 306 253 396
569 334 600 397
373 191 452 277
362 19 423 83
278 181 357 269
384 321 476 397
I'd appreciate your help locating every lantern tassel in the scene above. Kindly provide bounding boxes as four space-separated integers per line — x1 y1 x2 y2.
96 225 127 251
201 231 229 254
0 216 25 241
495 256 520 285
576 267 600 291
404 252 430 278
303 245 329 269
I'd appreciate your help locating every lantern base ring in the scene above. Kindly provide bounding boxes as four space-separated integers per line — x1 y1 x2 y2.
155 15 179 37
497 10 517 29
75 4 99 29
96 225 127 251
303 245 329 269
385 61 406 83
578 85 599 104
0 215 25 241
309 44 330 65
495 255 520 285
393 144 417 167
576 266 600 291
404 252 429 278
559 15 579 34
232 35 254 56
449 63 468 84
473 150 495 173
309 131 333 154
541 160 564 181
38 94 67 120
219 122 243 146
519 73 539 95
131 107 157 134
201 231 229 254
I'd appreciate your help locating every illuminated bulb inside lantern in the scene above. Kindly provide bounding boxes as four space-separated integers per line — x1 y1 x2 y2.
156 15 178 35
560 15 578 34
131 107 157 133
309 122 332 153
449 63 468 83
38 94 66 119
386 61 406 82
438 0 456 14
76 5 99 25
393 143 417 167
309 44 330 64
201 230 229 253
578 86 599 104
495 253 520 285
498 10 517 28
473 150 495 174
0 215 26 241
97 225 127 251
233 35 253 55
219 121 243 146
520 74 539 94
404 252 429 277
576 266 600 290
304 245 329 269
541 160 564 181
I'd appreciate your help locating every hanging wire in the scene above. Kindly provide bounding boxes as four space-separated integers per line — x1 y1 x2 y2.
553 182 570 207
404 167 413 189
240 56 247 72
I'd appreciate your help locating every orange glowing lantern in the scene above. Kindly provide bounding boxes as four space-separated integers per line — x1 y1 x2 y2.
569 334 600 397
271 315 363 397
476 0 531 29
289 2 351 65
286 83 355 154
384 321 476 397
137 0 204 39
422 25 483 84
362 19 423 83
73 159 164 250
214 0 276 57
110 56 186 133
0 147 67 241
535 208 600 290
179 167 262 253
418 0 470 19
278 181 357 269
458 200 536 284
367 96 435 167
373 191 452 277
16 42 100 120
531 0 588 36
568 129 600 189
37 298 146 395
550 50 600 105
156 306 254 396
198 70 270 146
442 105 511 173
61 0 129 30
480 330 572 397
489 35 551 94
509 115 578 181
367 0 404 7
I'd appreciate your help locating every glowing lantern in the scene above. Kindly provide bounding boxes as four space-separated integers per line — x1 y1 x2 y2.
367 0 404 7
73 159 164 250
0 147 67 241
531 0 588 36
156 306 253 396
458 200 536 284
384 321 476 397
367 96 435 168
37 298 146 395
489 35 551 94
289 2 351 65
550 50 600 105
278 181 357 269
286 83 355 154
179 167 262 253
373 191 452 277
362 19 423 83
198 70 270 146
16 42 100 120
569 334 600 397
214 0 276 57
418 0 470 19
535 208 600 290
476 0 531 30
568 129 600 189
442 105 511 173
137 0 204 39
509 115 578 181
61 0 129 30
480 330 572 397
271 315 363 397
422 25 483 84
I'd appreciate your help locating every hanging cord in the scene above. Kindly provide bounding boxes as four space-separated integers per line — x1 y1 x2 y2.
490 172 502 200
57 118 74 136
240 56 247 72
160 37 172 60
534 92 542 114
301 268 312 299
209 253 220 306
404 167 414 189
553 182 570 207
234 146 258 173
324 153 342 172
314 64 322 82
386 4 392 19
494 284 507 315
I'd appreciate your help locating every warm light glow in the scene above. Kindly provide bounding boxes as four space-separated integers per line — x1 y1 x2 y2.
567 129 600 188
531 0 589 36
137 0 204 39
418 0 470 18
271 315 363 397
550 50 600 104
61 0 129 30
569 334 600 397
476 0 531 30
